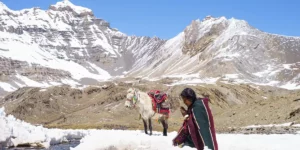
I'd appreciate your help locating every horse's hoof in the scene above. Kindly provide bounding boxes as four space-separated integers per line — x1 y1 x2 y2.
163 129 167 136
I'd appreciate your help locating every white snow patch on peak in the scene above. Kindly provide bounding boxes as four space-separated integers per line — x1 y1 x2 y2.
184 16 228 44
0 1 12 14
201 15 227 22
112 30 127 38
0 2 40 14
51 0 92 14
188 16 227 30
0 1 9 9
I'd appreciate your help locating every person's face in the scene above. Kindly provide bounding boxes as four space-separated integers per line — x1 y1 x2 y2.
181 96 191 107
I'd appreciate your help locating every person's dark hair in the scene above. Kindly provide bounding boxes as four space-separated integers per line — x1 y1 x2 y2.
180 88 197 102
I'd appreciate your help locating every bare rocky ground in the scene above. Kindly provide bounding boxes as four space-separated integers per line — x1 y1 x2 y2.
1 78 300 134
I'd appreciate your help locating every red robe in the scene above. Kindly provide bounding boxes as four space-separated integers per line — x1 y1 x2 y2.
173 98 218 150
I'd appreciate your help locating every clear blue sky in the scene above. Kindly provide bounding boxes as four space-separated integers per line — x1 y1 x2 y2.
1 0 299 39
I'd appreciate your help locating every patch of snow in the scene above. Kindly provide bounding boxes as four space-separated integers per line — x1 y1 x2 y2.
243 122 297 128
280 82 300 90
0 107 88 148
72 131 195 150
48 81 62 86
169 77 219 86
213 134 300 150
87 62 111 79
70 85 103 90
220 78 249 84
113 67 123 71
248 84 259 88
15 74 50 87
1 107 300 150
51 0 92 14
214 49 241 61
73 132 300 150
283 64 293 70
0 1 10 11
0 35 112 81
223 74 239 79
60 79 80 87
39 88 47 92
142 77 161 82
162 74 199 79
252 64 274 77
0 82 17 92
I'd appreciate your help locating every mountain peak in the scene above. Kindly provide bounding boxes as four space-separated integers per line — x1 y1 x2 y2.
187 16 227 31
0 1 9 11
50 0 92 14
202 15 214 21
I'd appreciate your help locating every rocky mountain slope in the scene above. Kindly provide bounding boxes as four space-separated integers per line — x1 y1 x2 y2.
0 0 299 97
0 0 165 96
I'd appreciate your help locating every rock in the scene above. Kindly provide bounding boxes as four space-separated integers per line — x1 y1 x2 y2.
289 107 300 119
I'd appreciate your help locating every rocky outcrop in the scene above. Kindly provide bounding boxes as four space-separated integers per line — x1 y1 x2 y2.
0 57 71 80
182 17 228 56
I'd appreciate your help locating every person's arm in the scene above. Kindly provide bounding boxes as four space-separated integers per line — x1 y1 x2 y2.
180 106 187 117
172 120 189 146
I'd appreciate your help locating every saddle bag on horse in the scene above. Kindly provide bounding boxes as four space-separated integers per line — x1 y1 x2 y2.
147 90 169 113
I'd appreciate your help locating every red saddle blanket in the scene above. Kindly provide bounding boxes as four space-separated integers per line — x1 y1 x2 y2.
147 90 170 115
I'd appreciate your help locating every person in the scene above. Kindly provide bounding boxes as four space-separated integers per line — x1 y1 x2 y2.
173 88 218 150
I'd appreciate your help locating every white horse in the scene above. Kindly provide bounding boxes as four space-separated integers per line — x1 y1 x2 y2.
125 88 169 136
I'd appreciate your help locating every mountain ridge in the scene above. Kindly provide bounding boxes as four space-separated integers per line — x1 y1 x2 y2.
0 0 299 97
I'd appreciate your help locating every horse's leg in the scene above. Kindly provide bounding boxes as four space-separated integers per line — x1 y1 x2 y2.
161 117 168 136
142 119 148 135
148 118 152 135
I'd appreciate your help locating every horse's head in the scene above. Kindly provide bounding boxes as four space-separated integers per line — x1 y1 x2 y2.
125 88 136 108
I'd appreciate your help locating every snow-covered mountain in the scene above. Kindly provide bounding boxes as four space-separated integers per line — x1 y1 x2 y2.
129 16 300 89
0 0 299 96
0 0 164 95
